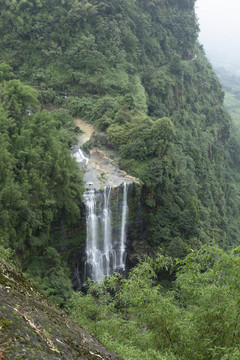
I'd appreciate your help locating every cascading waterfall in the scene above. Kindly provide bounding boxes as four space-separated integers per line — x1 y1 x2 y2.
84 189 102 282
72 148 88 167
102 186 115 277
119 182 128 270
71 125 138 289
83 183 128 283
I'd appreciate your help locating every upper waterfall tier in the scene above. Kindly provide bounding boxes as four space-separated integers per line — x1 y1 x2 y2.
74 118 139 190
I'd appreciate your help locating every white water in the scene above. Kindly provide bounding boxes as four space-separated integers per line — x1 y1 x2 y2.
102 186 114 277
84 190 102 282
119 182 128 270
72 148 88 166
84 183 128 282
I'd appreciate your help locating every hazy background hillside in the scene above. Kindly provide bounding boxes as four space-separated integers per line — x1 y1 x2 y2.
197 0 240 158
196 0 240 74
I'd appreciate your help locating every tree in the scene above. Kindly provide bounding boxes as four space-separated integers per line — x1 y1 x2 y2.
150 117 174 156
70 245 240 359
0 63 14 82
1 80 39 123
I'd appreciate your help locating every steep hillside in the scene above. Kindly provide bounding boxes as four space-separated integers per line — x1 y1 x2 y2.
0 0 198 93
0 256 122 360
0 0 240 297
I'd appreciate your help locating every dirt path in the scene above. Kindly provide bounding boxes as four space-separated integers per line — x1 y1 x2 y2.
75 119 95 146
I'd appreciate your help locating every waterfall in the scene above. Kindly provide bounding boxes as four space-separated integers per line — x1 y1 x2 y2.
72 147 88 168
83 183 128 283
119 182 128 270
84 190 102 282
102 186 115 277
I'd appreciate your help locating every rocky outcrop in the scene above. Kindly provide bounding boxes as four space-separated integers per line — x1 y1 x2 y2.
0 257 122 360
73 119 140 190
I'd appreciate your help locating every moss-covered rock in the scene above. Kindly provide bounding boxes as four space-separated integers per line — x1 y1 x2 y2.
0 257 122 360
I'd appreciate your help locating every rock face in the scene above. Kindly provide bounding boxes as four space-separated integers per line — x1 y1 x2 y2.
71 119 143 287
74 118 140 190
0 257 122 360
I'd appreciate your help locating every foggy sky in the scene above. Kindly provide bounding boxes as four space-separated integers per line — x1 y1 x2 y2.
196 0 240 71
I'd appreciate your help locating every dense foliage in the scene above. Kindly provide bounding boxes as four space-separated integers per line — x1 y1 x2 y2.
70 244 240 360
0 0 240 306
0 71 84 305
2 0 238 252
0 0 198 92
0 1 240 358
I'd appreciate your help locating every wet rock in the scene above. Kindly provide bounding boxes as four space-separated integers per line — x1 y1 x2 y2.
0 257 122 360
91 131 110 147
128 238 154 265
74 118 140 189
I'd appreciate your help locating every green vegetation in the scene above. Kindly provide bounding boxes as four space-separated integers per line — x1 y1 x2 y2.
214 66 240 128
70 244 240 360
0 0 198 93
1 0 238 254
0 1 240 349
0 74 84 306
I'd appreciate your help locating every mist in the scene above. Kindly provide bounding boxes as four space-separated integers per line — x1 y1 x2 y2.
196 0 240 73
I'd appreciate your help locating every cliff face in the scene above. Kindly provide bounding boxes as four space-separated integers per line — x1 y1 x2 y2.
0 257 122 360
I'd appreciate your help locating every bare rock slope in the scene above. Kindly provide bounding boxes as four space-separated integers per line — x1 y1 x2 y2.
0 257 122 360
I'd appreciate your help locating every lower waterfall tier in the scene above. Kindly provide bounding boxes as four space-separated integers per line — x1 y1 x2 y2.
83 184 128 283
